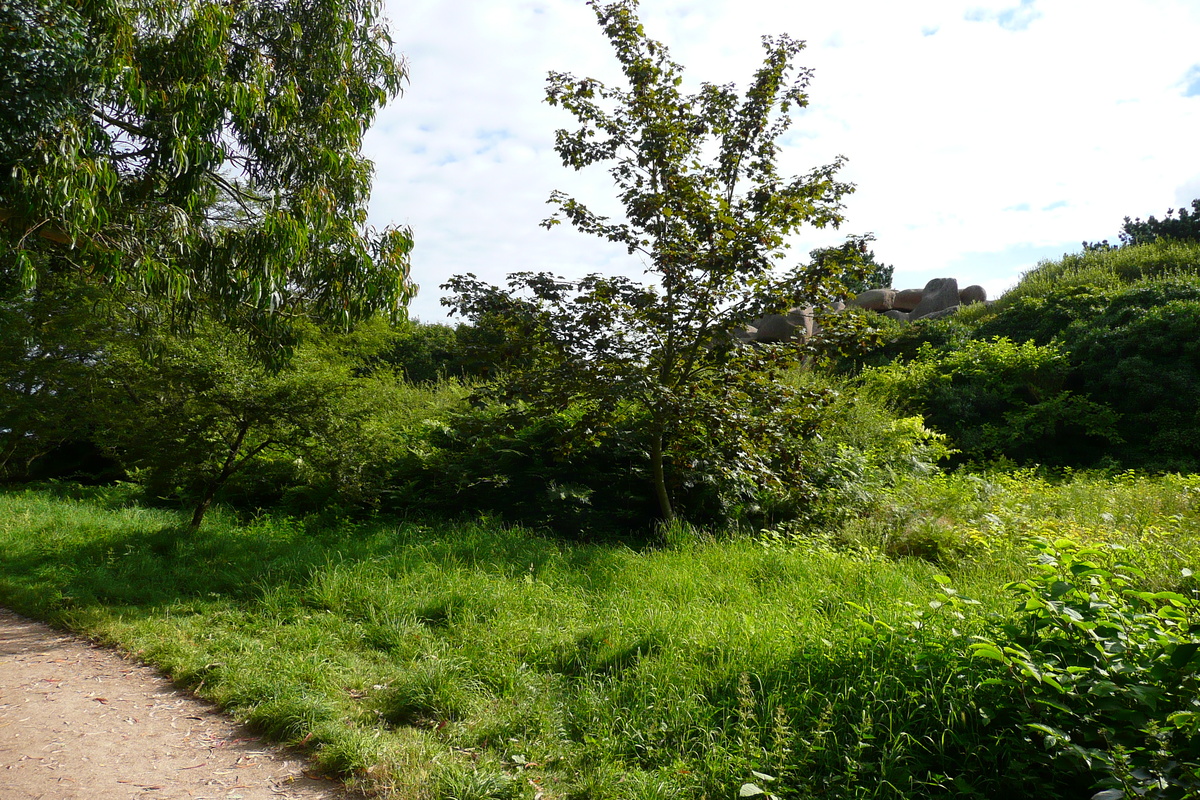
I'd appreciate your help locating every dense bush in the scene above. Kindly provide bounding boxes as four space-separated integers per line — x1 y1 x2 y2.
1064 293 1200 472
371 320 464 383
969 538 1200 799
861 338 1120 467
1001 239 1200 306
854 240 1200 471
382 369 949 538
0 267 121 482
1119 197 1200 246
389 400 660 537
841 312 975 372
971 283 1112 346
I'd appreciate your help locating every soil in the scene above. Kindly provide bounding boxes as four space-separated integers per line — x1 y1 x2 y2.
0 608 351 800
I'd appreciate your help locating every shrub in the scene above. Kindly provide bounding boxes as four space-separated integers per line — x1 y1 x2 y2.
1120 198 1200 246
388 400 661 537
386 369 951 539
373 321 464 384
972 284 1112 346
1001 240 1200 307
838 312 975 373
969 539 1200 799
861 338 1120 467
1063 292 1200 472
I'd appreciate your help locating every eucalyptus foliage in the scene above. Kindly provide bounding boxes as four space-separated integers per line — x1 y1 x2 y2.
446 0 871 522
1 0 413 334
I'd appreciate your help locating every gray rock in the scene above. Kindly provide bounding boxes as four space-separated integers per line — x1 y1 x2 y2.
919 305 960 321
733 325 757 343
959 285 987 305
785 306 814 339
745 305 818 342
852 289 896 311
884 309 911 322
749 313 797 343
893 288 923 311
909 278 960 320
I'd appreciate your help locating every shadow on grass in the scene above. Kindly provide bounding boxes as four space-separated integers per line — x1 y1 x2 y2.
0 487 630 627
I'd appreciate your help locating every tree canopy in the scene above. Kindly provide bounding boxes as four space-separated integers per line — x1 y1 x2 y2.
1 0 413 334
447 0 870 524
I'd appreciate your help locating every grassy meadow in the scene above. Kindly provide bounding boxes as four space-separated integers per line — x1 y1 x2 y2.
3 471 1199 799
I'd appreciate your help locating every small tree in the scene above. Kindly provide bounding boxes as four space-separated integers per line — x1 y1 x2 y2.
99 318 363 529
1120 198 1200 246
446 0 870 524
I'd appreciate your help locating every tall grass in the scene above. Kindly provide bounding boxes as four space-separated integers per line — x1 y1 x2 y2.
2 472 1198 798
998 239 1200 305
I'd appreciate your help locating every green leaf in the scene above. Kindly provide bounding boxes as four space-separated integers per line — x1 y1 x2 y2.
968 643 1010 665
1170 642 1200 668
1050 580 1073 599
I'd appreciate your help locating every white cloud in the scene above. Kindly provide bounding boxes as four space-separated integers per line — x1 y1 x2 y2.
364 0 1200 321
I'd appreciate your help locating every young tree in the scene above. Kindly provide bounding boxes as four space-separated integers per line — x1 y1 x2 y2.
98 318 369 529
446 0 870 523
1 0 413 335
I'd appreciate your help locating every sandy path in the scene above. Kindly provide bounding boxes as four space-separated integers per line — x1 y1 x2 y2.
0 608 351 800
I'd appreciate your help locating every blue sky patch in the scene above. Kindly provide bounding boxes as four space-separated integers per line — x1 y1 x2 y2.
473 129 514 155
1005 202 1031 212
921 25 939 37
1184 65 1200 97
966 0 1041 31
1043 200 1068 211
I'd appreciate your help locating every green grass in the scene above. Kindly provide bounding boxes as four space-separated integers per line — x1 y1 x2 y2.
1 473 1198 799
998 239 1200 306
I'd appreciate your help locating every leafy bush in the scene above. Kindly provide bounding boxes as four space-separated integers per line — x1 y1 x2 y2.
970 539 1200 799
1063 291 1200 472
972 283 1112 346
387 400 660 538
1120 198 1200 246
385 369 950 538
862 338 1120 467
371 320 463 384
838 311 975 373
855 241 1200 471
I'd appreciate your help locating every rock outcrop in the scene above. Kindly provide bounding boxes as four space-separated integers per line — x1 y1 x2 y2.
847 278 989 322
735 278 989 344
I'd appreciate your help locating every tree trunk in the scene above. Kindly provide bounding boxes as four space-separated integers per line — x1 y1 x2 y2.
189 487 216 531
650 430 675 522
186 423 268 531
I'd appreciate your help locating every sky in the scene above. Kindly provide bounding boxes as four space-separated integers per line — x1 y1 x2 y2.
363 0 1200 323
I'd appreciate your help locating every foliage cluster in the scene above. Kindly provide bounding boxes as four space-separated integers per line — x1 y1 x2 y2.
970 538 1200 800
384 368 948 537
855 237 1200 470
861 337 1120 467
445 0 879 525
809 243 894 294
1 0 413 340
1085 198 1200 250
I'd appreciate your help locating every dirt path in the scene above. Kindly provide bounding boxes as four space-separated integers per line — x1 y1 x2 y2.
0 608 350 800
